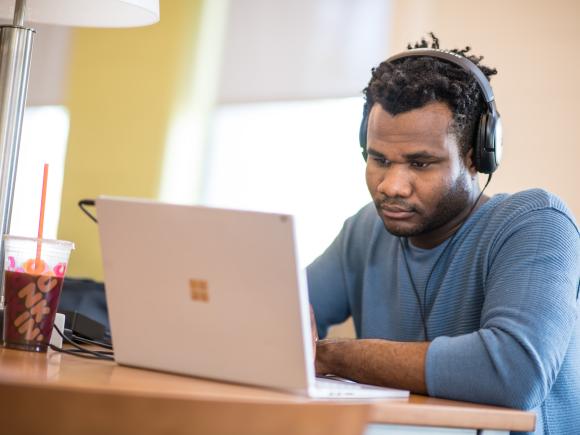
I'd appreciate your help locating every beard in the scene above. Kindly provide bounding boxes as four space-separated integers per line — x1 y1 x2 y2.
375 171 472 238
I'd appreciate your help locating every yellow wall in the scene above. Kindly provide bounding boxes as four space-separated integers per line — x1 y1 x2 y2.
58 1 203 280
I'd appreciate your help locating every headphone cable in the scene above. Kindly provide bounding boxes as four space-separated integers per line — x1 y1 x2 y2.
399 173 492 340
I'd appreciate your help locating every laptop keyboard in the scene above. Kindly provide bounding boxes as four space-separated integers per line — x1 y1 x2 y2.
312 376 408 399
315 376 363 390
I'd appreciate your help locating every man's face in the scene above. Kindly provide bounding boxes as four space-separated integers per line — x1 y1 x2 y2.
365 102 475 246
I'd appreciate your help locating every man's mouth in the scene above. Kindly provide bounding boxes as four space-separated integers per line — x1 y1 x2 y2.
379 204 416 220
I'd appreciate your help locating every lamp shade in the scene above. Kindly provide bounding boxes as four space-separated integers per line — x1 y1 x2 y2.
0 0 159 27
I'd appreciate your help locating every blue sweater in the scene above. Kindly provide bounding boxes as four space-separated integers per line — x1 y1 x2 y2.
307 189 579 435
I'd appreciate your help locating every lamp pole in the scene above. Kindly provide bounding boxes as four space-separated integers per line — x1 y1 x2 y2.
0 0 34 305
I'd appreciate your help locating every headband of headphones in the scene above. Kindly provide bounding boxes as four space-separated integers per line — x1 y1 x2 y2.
387 49 496 104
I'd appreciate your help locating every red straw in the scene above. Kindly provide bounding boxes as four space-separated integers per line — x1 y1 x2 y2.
35 163 49 265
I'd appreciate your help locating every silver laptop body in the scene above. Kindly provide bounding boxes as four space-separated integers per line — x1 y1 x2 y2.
96 196 408 399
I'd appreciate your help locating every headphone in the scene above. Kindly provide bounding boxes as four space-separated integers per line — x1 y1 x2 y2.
359 48 502 174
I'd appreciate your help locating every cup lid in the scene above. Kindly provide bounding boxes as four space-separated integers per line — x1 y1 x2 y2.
3 234 75 249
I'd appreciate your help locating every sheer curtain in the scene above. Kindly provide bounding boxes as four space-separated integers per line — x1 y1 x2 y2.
203 98 369 267
200 0 391 265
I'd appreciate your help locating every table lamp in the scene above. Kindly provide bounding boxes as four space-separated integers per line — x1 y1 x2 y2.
0 0 160 305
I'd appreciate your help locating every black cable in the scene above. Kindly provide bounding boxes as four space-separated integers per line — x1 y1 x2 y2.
78 199 98 223
399 174 493 341
65 332 112 350
399 241 428 339
49 324 114 361
65 348 114 356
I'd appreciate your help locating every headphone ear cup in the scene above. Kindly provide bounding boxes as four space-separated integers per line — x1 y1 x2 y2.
474 112 486 173
474 111 498 174
359 110 369 161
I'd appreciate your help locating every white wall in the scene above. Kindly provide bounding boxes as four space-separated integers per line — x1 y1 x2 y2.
27 25 71 107
389 0 580 217
217 0 391 102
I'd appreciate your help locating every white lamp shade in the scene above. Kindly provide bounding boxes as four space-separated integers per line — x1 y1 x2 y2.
0 0 159 27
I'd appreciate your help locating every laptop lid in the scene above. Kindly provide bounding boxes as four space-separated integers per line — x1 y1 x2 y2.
96 196 315 394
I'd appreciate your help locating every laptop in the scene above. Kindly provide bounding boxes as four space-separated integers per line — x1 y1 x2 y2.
96 196 409 399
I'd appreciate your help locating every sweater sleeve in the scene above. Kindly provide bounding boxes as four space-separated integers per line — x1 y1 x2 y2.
426 208 580 410
306 204 377 338
307 226 351 339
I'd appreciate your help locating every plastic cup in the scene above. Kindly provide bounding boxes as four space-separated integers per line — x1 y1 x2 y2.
2 235 74 352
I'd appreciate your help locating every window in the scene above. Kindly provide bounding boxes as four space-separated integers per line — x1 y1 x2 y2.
203 97 370 267
10 106 70 240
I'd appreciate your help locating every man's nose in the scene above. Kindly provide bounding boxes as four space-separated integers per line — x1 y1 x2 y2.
376 165 413 198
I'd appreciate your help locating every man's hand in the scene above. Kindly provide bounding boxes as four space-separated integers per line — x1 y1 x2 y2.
309 305 318 361
315 337 351 376
315 337 430 394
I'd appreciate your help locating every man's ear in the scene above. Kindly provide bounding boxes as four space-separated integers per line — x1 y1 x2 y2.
464 148 478 177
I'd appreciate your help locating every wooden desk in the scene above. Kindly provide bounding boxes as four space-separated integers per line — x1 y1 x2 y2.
0 347 535 435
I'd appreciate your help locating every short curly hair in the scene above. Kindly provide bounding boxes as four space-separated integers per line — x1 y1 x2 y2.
363 33 498 157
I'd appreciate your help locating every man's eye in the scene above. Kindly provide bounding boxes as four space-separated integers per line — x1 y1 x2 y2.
372 157 388 166
411 161 430 169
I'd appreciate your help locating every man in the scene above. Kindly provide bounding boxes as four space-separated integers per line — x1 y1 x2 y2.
308 35 579 435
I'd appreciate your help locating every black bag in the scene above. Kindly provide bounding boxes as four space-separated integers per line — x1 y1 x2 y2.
58 278 110 336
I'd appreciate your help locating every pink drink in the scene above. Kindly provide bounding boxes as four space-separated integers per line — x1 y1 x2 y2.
3 270 65 352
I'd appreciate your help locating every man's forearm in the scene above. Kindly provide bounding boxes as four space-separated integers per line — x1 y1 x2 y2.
315 338 430 394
